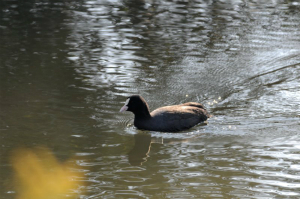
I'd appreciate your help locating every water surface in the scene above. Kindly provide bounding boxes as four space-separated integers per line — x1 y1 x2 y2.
0 0 300 198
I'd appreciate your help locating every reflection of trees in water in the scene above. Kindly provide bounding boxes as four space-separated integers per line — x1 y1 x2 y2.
62 0 244 100
2 0 299 100
0 0 98 156
61 0 300 102
1 0 299 110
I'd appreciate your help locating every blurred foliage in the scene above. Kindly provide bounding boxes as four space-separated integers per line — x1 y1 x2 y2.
10 147 84 199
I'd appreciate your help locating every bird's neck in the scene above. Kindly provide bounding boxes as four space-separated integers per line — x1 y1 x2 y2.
134 108 151 120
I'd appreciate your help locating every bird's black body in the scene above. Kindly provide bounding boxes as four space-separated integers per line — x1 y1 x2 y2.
120 95 210 132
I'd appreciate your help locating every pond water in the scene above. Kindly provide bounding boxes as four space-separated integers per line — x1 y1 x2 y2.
1 0 300 198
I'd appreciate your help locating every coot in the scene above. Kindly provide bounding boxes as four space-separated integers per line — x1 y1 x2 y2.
120 95 210 132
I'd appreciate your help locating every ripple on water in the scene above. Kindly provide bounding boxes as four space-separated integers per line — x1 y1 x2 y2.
146 134 300 198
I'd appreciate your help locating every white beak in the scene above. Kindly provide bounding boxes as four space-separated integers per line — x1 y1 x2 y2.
120 98 130 112
120 105 128 112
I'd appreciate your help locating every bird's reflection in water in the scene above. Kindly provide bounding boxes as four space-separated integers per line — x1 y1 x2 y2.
128 132 194 166
128 133 153 166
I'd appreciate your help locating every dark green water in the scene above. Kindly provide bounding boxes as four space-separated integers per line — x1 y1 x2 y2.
1 0 300 198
